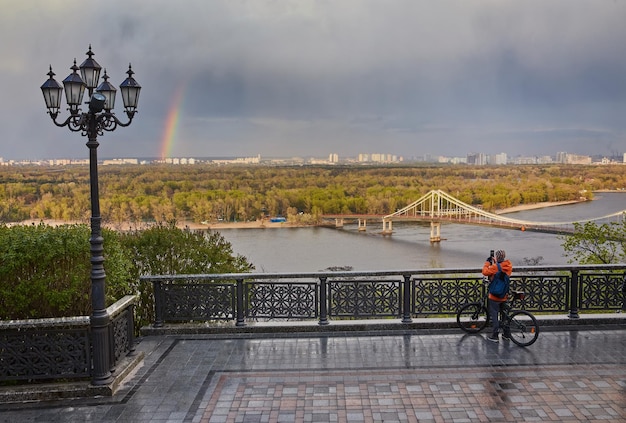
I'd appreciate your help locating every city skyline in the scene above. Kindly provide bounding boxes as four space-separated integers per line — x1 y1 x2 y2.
1 137 625 162
1 1 625 160
2 149 624 167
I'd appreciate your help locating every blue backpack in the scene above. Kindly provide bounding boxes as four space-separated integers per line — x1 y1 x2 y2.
488 262 510 298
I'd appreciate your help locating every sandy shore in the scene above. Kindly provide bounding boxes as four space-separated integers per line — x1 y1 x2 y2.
187 220 306 230
494 199 586 215
9 199 587 230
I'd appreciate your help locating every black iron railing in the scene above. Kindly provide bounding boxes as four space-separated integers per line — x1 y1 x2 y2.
0 295 137 383
144 264 626 327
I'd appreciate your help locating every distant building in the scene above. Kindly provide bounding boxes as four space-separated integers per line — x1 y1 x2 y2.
50 159 72 165
310 157 332 164
511 156 552 165
565 154 592 165
357 153 401 163
493 153 507 165
437 156 466 164
554 152 591 165
370 153 381 162
103 158 139 165
212 154 261 165
537 156 553 164
467 153 487 165
513 156 536 165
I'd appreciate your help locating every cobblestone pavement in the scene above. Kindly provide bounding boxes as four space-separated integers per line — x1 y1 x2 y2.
1 328 625 422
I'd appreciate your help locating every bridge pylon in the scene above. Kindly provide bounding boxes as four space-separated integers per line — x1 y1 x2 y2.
430 221 441 243
381 219 393 235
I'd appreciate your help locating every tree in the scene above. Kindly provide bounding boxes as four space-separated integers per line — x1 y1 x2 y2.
560 217 626 264
0 222 254 332
119 221 254 330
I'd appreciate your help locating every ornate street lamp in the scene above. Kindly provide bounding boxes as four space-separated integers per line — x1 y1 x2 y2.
40 45 141 386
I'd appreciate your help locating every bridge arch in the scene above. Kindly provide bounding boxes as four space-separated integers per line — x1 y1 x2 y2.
380 190 625 242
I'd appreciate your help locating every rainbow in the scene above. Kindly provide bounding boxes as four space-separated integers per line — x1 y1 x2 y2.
160 84 186 159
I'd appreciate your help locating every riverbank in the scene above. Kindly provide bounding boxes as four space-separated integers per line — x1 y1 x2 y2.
9 199 589 230
8 218 307 231
192 220 305 230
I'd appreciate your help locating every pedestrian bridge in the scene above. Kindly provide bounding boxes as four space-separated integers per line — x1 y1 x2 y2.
322 189 626 242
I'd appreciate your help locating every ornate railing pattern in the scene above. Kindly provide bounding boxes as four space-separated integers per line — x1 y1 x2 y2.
154 279 235 323
246 281 318 319
330 279 401 318
108 295 137 369
0 321 91 382
580 272 625 310
512 274 569 312
145 265 626 327
413 277 479 314
0 295 137 383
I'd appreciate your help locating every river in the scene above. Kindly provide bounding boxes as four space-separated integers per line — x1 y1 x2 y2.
218 192 626 272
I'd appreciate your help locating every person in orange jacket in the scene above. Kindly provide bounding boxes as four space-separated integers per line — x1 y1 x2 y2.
482 249 513 342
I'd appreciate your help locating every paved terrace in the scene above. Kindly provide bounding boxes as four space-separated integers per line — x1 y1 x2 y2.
1 320 625 423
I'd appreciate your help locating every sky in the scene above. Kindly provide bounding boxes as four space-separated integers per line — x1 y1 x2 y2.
1 0 625 160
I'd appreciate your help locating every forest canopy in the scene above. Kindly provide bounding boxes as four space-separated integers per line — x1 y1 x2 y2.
0 164 624 226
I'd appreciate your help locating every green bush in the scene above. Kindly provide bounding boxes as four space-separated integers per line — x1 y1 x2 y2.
0 222 253 330
0 223 132 319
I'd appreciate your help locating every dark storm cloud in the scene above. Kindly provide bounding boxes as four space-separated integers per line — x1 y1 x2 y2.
1 0 625 160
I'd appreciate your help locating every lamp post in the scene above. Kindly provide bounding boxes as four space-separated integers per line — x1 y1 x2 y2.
40 45 141 386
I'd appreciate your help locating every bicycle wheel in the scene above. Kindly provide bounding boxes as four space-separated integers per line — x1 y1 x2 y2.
507 310 539 347
456 302 489 333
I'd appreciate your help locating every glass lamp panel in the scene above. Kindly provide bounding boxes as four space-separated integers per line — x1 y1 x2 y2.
62 62 86 109
40 78 63 110
79 46 102 89
63 77 86 107
43 86 63 110
120 85 141 110
119 64 141 110
80 66 101 90
96 80 117 111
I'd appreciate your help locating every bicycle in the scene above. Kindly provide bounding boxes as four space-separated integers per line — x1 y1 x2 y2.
456 288 540 347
